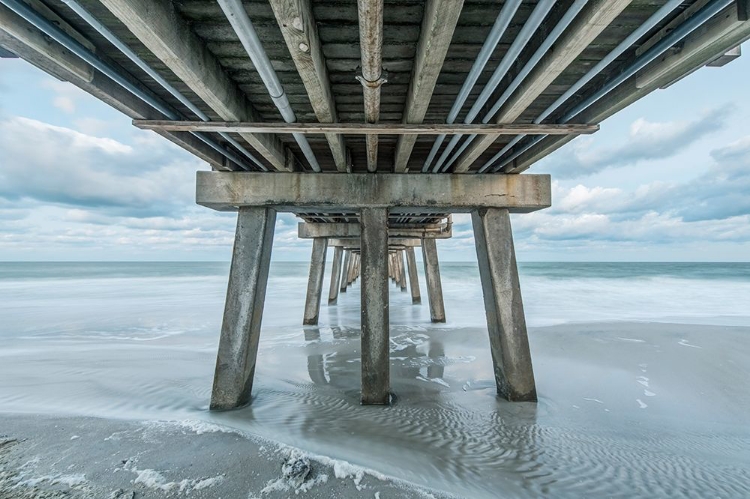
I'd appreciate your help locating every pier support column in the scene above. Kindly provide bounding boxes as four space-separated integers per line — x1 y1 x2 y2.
328 246 344 304
360 208 390 405
211 207 276 410
422 239 446 323
406 247 421 304
397 250 407 291
347 253 357 286
303 237 328 325
472 208 536 402
340 250 351 293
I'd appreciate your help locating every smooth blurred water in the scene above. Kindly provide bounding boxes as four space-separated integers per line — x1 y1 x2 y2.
1 261 749 498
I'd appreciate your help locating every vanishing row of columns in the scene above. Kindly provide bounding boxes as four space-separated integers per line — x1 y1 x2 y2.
303 239 446 327
211 208 534 409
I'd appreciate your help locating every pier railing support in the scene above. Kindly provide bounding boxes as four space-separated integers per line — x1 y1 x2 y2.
472 208 536 402
360 208 390 404
406 247 421 303
328 245 344 304
422 238 445 323
303 237 328 325
211 207 276 410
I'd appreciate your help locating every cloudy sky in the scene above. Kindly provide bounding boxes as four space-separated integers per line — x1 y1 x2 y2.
1 42 749 262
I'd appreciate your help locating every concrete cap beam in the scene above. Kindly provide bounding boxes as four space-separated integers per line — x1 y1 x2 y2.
196 173 551 213
298 222 452 239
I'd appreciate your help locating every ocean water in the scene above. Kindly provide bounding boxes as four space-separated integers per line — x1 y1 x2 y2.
1 261 749 497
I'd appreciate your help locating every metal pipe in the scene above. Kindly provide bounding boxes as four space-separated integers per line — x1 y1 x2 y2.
218 0 322 172
421 0 521 172
0 0 253 170
58 0 266 171
483 0 590 124
432 0 556 173
488 0 732 172
357 0 385 172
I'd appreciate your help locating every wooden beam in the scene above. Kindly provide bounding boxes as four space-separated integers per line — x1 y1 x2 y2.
507 3 750 173
394 0 464 172
357 0 385 172
0 7 229 170
268 0 348 172
98 0 289 171
133 120 598 135
452 0 633 173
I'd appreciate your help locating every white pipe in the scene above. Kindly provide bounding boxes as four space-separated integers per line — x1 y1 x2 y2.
482 0 691 173
218 0 321 171
433 0 556 173
421 0 522 172
59 0 266 171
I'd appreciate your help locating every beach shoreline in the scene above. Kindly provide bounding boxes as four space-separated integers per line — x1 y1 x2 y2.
2 320 749 498
0 413 455 499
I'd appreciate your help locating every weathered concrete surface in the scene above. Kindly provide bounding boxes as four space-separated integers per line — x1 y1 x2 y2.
421 238 446 323
303 237 328 325
472 208 536 402
340 249 352 293
328 246 344 304
211 207 276 410
360 208 390 405
197 173 551 213
299 222 452 239
397 250 407 291
406 247 421 303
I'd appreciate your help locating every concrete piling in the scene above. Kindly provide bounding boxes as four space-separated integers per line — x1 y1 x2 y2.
340 250 351 293
211 207 276 410
406 247 421 303
328 246 344 304
303 237 328 325
360 208 390 405
397 250 407 291
472 208 536 402
421 238 446 323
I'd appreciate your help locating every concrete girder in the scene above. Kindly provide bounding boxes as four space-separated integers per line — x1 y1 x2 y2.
197 173 551 213
298 222 452 239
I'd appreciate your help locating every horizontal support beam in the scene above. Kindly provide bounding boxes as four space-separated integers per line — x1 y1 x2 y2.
298 222 452 239
197 172 551 213
135 120 598 136
329 238 422 249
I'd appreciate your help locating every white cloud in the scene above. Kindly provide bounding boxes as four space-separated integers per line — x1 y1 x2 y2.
542 106 731 179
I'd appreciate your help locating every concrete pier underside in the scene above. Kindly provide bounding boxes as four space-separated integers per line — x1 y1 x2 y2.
203 173 549 407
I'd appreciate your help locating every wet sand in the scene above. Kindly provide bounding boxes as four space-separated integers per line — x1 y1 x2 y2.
2 320 749 498
0 415 453 498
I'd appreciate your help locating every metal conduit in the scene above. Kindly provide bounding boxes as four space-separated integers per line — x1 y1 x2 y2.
489 0 734 172
357 0 385 172
59 0 267 171
433 0 556 173
455 0 588 175
421 0 522 172
0 0 254 171
477 0 683 173
218 0 322 172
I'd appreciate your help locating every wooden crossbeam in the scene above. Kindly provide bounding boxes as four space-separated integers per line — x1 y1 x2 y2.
268 0 349 172
133 120 598 136
98 0 289 171
394 0 464 172
452 0 633 173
